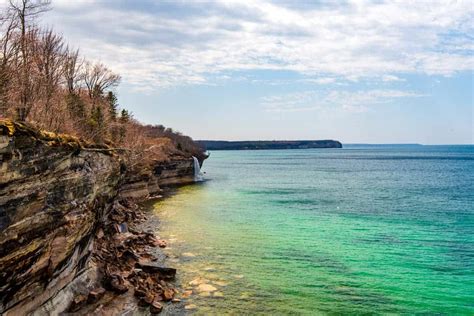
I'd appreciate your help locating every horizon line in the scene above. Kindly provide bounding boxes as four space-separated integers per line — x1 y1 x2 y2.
196 140 474 146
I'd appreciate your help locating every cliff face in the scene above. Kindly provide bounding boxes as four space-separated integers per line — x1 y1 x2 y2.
0 120 122 315
0 120 202 315
119 159 195 199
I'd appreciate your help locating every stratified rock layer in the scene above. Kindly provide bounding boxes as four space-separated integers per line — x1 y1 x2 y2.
119 158 195 199
0 120 122 315
0 120 202 315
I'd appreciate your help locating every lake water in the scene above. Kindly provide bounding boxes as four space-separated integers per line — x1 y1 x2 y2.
152 146 474 314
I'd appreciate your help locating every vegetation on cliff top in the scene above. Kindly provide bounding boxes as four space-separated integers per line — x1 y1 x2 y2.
0 0 205 164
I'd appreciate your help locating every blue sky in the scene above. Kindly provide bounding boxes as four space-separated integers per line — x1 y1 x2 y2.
44 0 472 144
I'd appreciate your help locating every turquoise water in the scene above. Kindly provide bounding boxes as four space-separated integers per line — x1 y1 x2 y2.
153 146 474 314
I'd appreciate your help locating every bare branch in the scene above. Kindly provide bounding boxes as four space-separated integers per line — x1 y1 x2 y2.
82 61 121 100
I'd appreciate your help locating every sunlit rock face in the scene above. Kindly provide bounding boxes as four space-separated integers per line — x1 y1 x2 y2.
153 159 195 186
0 120 204 315
0 120 122 315
119 159 196 199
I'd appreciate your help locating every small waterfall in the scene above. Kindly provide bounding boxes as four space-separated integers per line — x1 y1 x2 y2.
193 156 204 182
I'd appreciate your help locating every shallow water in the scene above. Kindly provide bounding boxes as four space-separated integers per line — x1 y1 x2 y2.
152 146 474 314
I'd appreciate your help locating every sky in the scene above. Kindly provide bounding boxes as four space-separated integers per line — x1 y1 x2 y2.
42 0 473 144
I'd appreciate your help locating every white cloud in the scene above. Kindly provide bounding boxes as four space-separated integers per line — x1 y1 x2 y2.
262 89 426 113
42 0 474 88
382 75 404 82
304 78 337 85
261 91 321 112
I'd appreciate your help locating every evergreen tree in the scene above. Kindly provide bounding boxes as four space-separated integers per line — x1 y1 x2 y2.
120 109 130 123
106 91 118 121
90 105 106 142
117 109 130 143
65 93 85 119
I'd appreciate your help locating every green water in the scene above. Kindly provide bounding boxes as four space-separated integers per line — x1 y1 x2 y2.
152 146 474 314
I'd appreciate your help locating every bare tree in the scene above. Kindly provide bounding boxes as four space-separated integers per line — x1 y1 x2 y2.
0 12 18 116
8 0 51 120
32 28 66 128
64 47 82 94
82 61 121 102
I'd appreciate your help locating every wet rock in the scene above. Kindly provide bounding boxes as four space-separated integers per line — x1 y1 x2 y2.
197 284 217 292
185 304 197 310
162 288 174 301
156 239 167 248
189 277 208 286
137 291 156 307
150 300 163 314
181 290 193 298
134 288 147 298
143 292 156 305
136 262 176 279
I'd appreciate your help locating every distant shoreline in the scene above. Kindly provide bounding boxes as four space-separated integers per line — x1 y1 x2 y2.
197 140 342 150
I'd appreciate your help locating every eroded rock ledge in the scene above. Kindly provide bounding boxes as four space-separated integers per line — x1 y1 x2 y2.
0 119 204 315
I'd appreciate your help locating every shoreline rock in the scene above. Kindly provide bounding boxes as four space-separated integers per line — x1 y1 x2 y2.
73 198 179 314
0 119 207 315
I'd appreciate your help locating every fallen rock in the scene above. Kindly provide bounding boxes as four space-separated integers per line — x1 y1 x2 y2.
87 287 106 303
213 291 224 297
96 228 104 239
109 275 130 293
134 287 147 298
88 199 182 314
150 300 163 314
136 262 176 279
185 304 197 310
68 294 88 312
181 290 193 298
213 280 229 287
203 266 215 271
143 292 155 305
156 239 167 248
122 249 141 262
189 277 207 286
162 288 174 301
197 284 217 292
113 222 129 233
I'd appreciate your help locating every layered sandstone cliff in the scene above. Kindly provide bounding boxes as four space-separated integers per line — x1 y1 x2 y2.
0 120 204 315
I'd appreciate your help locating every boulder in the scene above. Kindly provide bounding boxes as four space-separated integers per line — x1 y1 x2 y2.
135 262 176 279
87 287 106 303
150 300 163 314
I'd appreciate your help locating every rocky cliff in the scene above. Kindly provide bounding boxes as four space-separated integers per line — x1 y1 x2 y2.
0 120 203 315
119 159 196 199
